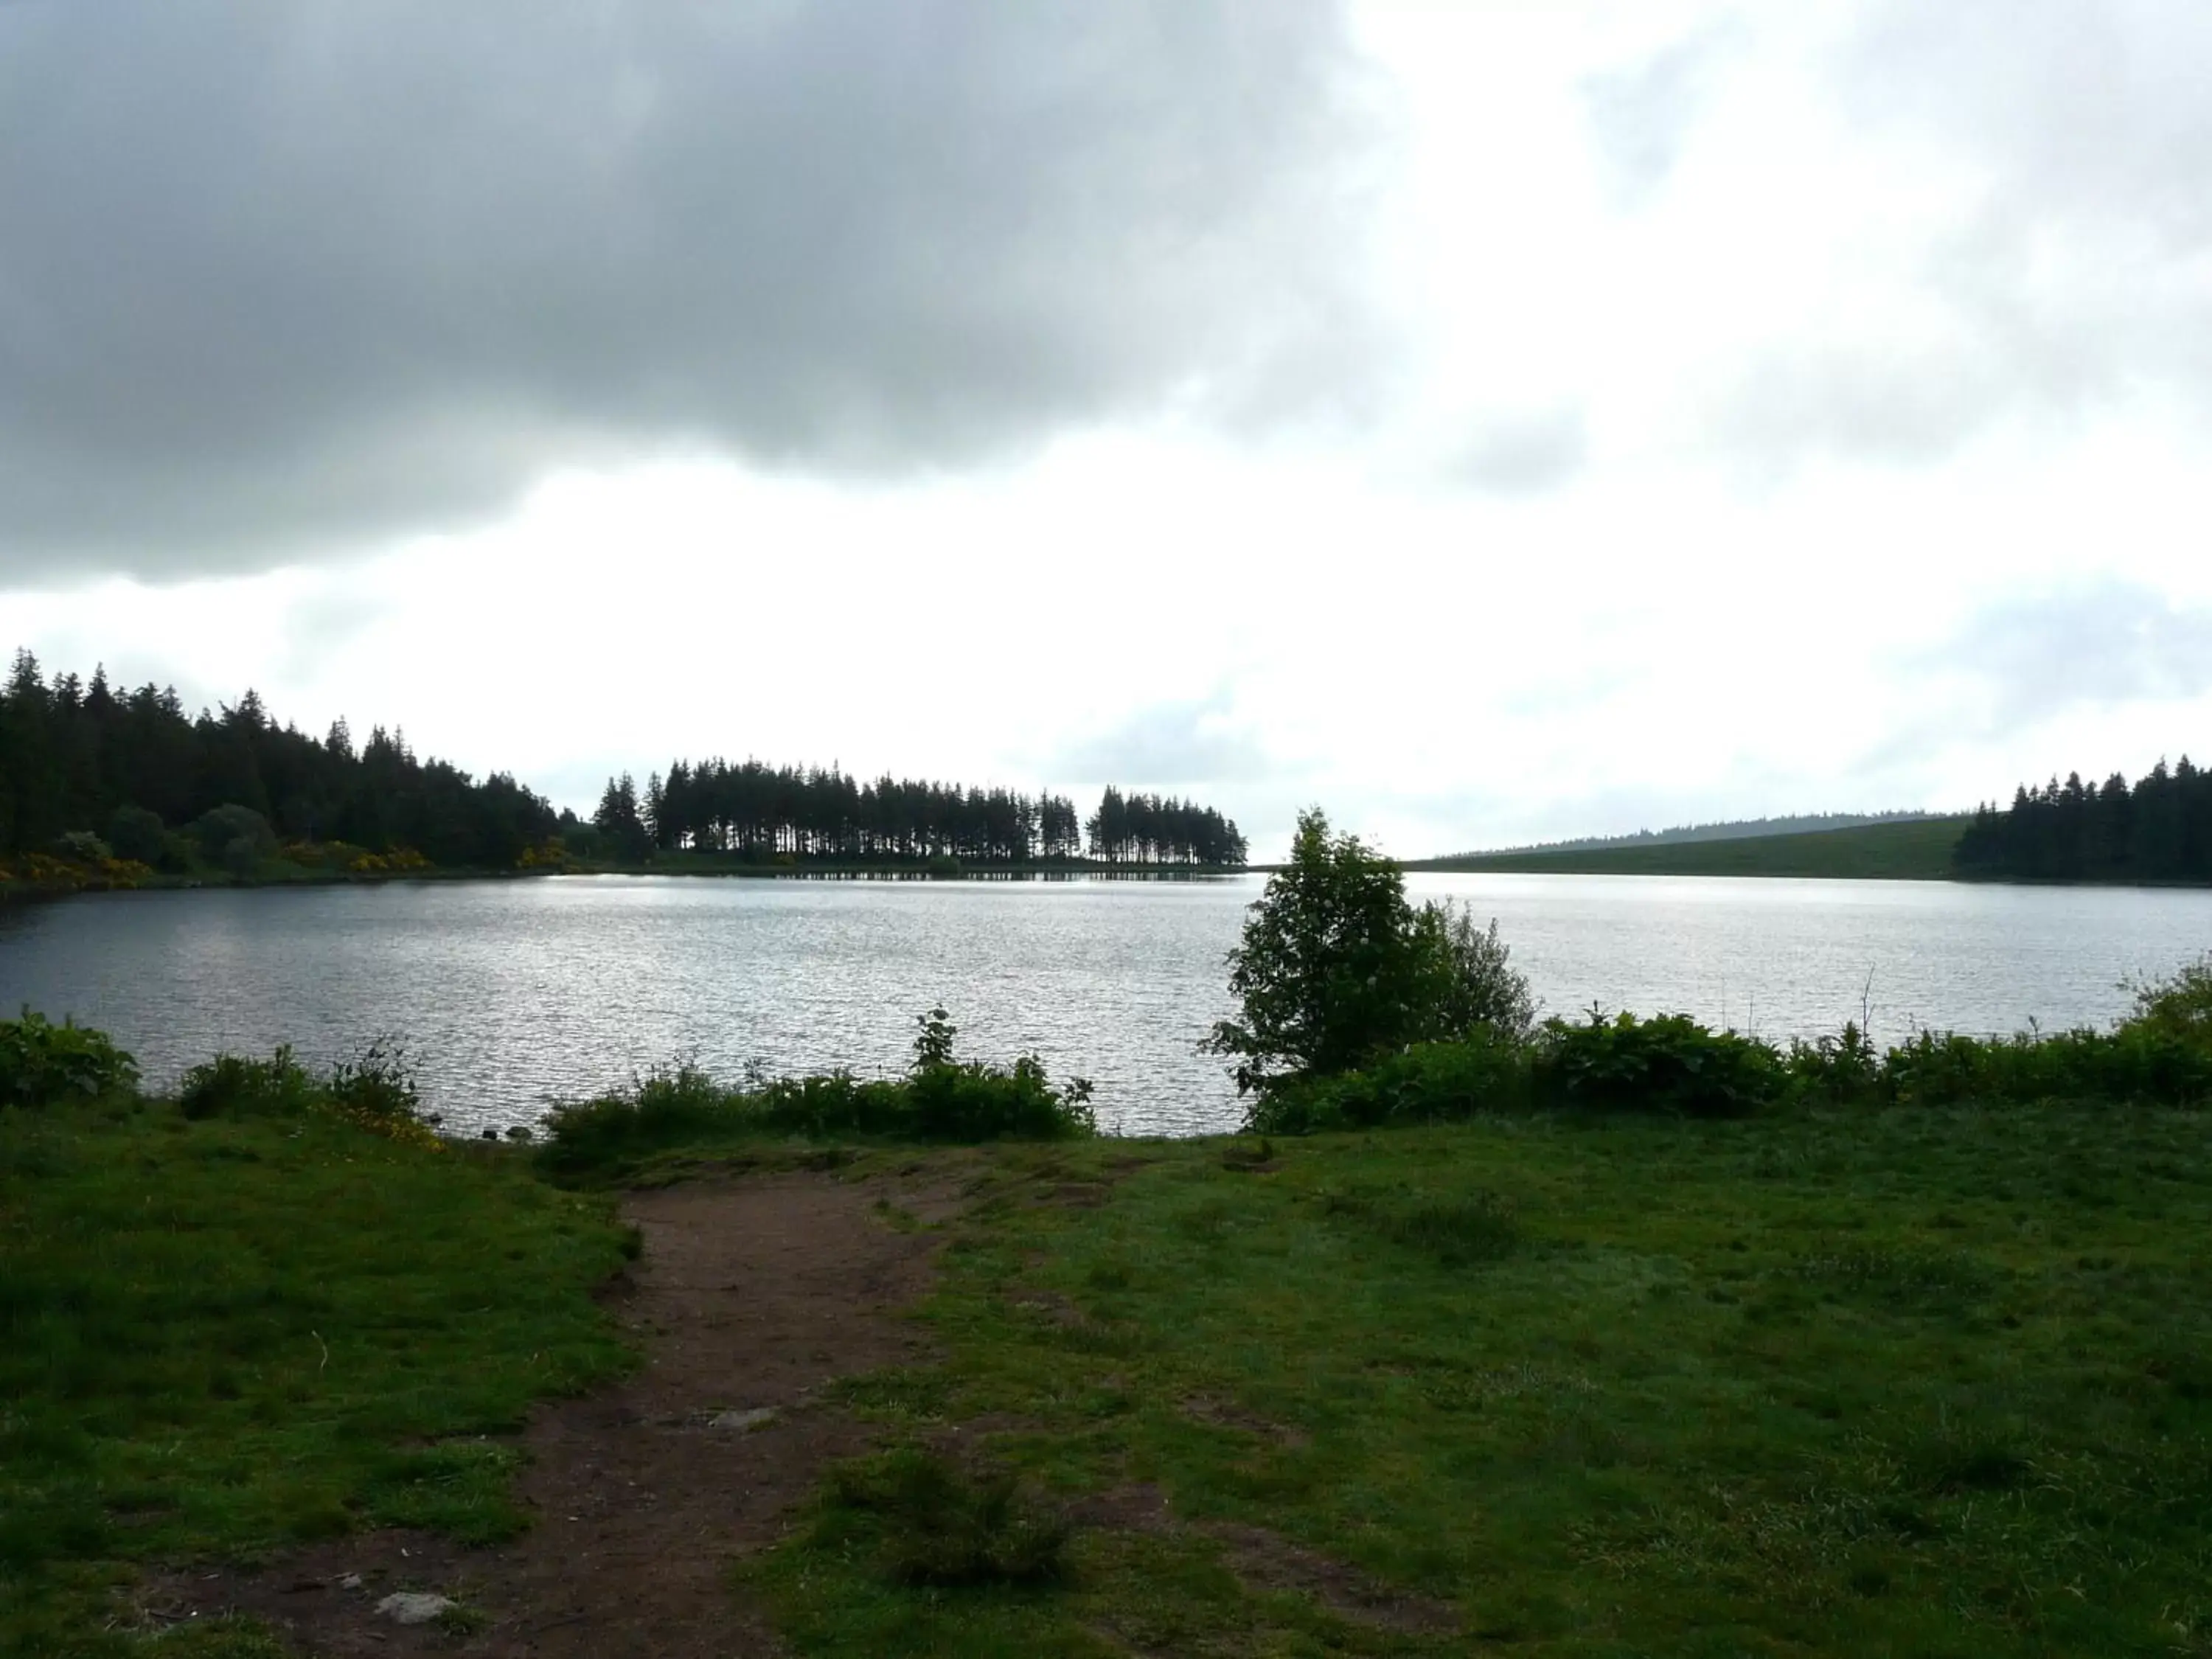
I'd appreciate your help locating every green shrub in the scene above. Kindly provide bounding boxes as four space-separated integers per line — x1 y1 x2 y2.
2123 953 2212 1046
904 1053 1095 1140
1882 1026 2212 1107
175 1039 441 1150
539 1011 1094 1175
178 1047 316 1119
188 803 276 868
106 804 170 866
815 1448 1071 1587
0 1010 139 1107
1534 1009 1783 1118
1249 1029 1530 1134
1783 1020 1882 1105
535 1060 751 1173
52 830 111 863
1249 972 2212 1140
327 1036 422 1122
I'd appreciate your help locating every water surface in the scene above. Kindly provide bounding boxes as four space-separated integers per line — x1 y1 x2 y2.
4 873 2206 1136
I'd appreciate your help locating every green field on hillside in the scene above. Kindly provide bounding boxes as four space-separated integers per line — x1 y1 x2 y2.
1413 815 1972 880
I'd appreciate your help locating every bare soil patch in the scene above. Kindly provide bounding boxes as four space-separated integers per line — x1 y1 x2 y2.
158 1170 956 1657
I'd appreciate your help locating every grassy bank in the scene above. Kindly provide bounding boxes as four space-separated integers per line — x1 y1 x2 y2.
754 1106 2212 1656
0 1094 633 1655
11 1006 2212 1655
1411 815 1973 880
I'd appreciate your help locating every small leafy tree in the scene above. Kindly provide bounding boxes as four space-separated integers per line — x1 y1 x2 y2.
1204 809 1430 1094
107 804 169 866
189 803 276 867
1206 809 1537 1096
1416 901 1538 1041
913 1006 959 1071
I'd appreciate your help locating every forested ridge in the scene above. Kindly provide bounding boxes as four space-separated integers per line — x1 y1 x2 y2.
1955 757 2212 883
0 650 558 870
0 650 1246 877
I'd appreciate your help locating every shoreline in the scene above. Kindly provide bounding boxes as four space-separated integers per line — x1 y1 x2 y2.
1 858 1254 902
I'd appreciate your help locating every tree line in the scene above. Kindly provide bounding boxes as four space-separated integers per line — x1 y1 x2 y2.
592 762 1247 867
0 650 556 869
0 650 1251 875
1954 756 2212 882
1084 785 1248 867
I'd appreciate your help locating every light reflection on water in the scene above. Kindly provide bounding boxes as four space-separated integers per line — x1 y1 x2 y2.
3 872 2208 1137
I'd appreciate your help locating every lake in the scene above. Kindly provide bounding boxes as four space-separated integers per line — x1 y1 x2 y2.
5 873 2208 1137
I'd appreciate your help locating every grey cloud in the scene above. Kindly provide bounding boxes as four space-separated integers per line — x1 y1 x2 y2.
1581 19 1746 207
274 582 394 686
1046 691 1276 786
1716 0 2212 469
0 2 1392 584
1921 577 2212 727
1848 577 2212 793
1447 405 1589 496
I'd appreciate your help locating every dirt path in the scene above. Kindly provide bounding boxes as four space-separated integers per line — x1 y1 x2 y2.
166 1169 959 1657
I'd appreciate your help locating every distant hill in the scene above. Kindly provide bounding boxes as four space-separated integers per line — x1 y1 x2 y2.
1441 810 1947 861
1408 815 1974 881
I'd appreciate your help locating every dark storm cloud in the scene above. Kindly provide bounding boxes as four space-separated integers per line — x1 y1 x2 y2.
0 2 1389 584
1715 0 2212 469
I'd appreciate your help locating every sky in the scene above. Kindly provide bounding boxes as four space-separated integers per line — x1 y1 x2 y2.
4 0 2208 859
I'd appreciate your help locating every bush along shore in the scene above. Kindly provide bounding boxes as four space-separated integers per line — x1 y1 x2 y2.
7 809 2212 1652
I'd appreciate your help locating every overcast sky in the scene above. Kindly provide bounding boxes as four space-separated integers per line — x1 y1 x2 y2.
4 1 2208 858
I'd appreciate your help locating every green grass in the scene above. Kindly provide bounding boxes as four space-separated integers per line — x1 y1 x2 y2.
754 1107 2212 1656
1412 815 1973 880
0 1098 634 1656
13 1067 2212 1655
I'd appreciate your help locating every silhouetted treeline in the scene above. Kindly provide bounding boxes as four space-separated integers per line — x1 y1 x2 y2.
1954 757 2212 883
595 761 1247 866
0 650 556 866
1085 785 1248 866
0 646 1249 875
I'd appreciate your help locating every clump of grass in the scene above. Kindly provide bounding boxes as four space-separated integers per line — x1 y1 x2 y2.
813 1447 1072 1587
1317 1183 1520 1266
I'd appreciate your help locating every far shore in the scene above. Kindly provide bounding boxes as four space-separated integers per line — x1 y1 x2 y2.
1 856 1253 901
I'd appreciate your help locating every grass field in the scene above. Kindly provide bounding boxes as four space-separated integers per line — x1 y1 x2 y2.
1412 815 1973 880
756 1107 2212 1657
10 1085 2212 1655
0 1099 633 1657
